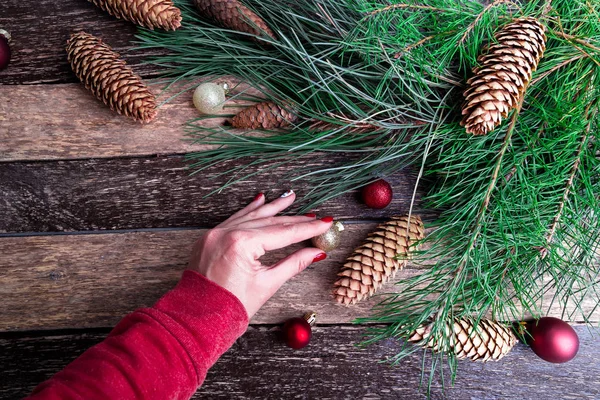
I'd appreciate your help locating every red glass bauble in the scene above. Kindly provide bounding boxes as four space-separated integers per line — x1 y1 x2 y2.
361 179 393 209
282 317 312 349
0 34 10 71
526 317 579 363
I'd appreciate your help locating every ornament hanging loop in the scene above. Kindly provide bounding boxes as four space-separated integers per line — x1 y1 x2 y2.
0 29 11 43
303 311 317 326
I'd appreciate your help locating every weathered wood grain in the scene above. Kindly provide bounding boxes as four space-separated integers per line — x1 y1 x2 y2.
0 82 257 161
0 155 431 233
1 228 597 332
0 0 164 84
0 225 406 331
1 326 598 400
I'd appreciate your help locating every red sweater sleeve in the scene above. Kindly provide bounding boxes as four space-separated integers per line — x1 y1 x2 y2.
26 270 249 400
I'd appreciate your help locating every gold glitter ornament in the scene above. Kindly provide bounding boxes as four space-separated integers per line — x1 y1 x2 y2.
312 221 344 251
193 82 228 114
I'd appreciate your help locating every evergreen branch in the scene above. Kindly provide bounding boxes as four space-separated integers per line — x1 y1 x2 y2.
543 106 594 257
137 0 600 394
530 54 585 85
553 30 600 53
435 105 521 322
458 0 519 45
394 35 436 59
365 3 446 17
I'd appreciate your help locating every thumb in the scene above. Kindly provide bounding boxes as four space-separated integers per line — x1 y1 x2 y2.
267 247 327 285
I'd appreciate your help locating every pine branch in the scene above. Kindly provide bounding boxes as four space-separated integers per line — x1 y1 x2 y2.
458 0 520 44
137 0 600 393
365 3 447 17
543 111 593 258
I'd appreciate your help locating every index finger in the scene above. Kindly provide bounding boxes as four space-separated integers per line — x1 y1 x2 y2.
254 218 333 252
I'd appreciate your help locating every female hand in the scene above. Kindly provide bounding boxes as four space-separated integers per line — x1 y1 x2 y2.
188 190 333 318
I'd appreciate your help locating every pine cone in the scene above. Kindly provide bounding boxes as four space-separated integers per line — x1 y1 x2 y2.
89 0 182 30
231 102 297 129
66 32 157 123
461 17 547 135
408 317 517 362
333 215 425 305
193 0 276 41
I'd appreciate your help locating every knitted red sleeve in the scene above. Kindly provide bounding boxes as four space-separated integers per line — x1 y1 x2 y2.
26 270 249 400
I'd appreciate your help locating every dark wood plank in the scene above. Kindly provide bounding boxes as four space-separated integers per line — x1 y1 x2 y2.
0 82 261 162
1 228 596 331
0 155 431 233
1 326 598 399
0 0 165 84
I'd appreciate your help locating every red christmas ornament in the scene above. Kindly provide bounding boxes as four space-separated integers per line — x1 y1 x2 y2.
526 317 579 363
361 179 393 209
0 30 11 71
282 312 315 349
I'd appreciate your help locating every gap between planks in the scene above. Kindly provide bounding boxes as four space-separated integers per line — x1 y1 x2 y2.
0 226 598 332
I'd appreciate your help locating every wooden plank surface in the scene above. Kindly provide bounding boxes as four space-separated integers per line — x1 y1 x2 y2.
0 155 430 233
0 224 401 330
0 82 255 162
0 0 163 85
1 326 598 400
1 227 598 332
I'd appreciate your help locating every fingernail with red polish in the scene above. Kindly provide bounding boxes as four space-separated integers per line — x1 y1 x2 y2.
253 193 264 202
312 253 327 263
320 216 334 223
304 213 316 218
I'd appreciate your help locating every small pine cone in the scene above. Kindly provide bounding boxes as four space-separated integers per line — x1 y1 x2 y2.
89 0 182 30
461 17 547 135
333 215 425 305
66 32 157 123
193 0 276 41
408 317 516 362
232 102 297 129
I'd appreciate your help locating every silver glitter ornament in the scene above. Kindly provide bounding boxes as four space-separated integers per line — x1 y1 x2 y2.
192 82 227 114
312 221 344 251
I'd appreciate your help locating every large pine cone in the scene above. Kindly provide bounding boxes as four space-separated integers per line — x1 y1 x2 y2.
193 0 276 41
232 102 297 129
461 17 547 135
333 215 425 305
66 32 157 123
89 0 182 30
409 317 517 361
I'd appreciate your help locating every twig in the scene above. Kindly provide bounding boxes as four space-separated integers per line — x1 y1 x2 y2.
458 0 519 45
394 35 435 59
503 125 545 185
316 3 344 37
366 3 444 17
542 109 594 258
530 54 586 86
552 30 600 53
436 99 524 321
542 0 553 16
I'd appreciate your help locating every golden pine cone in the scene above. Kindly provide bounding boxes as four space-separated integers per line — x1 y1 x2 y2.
89 0 182 30
408 317 517 361
231 102 297 129
461 17 547 135
193 0 276 41
333 215 425 305
66 32 157 123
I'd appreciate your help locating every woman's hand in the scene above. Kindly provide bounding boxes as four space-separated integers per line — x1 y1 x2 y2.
188 190 333 318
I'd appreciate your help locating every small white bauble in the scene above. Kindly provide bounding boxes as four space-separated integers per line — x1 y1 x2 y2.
193 82 226 114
